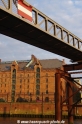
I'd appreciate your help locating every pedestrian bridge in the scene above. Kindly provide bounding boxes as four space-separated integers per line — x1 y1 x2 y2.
0 0 82 62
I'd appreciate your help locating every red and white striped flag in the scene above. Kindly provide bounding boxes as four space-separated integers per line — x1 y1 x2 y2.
17 0 32 21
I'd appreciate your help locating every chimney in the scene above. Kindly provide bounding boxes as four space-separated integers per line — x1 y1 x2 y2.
31 55 37 62
62 59 65 65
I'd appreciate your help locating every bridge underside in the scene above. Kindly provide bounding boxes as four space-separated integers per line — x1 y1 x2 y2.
0 9 82 61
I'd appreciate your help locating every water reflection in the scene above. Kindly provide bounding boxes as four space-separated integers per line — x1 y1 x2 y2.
0 117 82 124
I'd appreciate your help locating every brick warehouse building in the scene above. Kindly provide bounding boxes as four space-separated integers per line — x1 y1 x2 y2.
0 55 66 103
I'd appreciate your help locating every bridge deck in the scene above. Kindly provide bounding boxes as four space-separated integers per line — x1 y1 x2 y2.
0 1 82 61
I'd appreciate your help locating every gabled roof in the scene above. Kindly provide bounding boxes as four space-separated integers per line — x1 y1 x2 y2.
40 59 63 69
0 60 30 71
0 56 64 71
0 63 11 71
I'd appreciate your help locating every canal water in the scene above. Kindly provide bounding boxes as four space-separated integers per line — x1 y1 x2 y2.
0 117 82 124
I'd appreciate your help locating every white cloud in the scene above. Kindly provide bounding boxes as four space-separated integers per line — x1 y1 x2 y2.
68 0 73 5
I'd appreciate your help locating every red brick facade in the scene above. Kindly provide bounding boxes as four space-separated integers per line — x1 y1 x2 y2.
0 55 66 102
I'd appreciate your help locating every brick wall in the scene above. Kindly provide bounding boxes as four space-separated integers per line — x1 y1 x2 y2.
0 103 82 115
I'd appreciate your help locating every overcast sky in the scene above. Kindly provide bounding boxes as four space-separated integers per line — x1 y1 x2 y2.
0 0 82 64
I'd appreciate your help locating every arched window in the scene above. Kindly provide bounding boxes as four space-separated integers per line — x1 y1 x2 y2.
12 69 16 102
36 67 40 95
36 67 40 72
13 69 16 73
12 69 16 78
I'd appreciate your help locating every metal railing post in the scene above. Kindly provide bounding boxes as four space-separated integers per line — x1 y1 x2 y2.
9 0 12 12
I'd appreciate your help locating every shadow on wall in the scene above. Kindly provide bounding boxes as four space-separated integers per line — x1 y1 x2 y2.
0 98 5 102
16 97 28 102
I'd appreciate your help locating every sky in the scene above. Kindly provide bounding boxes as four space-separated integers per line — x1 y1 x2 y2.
0 0 82 64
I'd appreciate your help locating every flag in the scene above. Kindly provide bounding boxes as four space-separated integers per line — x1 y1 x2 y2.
17 0 32 21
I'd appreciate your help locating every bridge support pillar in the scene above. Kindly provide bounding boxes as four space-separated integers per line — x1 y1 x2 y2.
55 73 61 122
67 81 74 124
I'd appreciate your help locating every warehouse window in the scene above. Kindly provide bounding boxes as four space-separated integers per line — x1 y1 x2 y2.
46 78 48 83
46 84 48 89
36 67 40 72
46 90 48 94
28 79 29 83
20 79 22 83
36 73 40 78
13 69 16 73
36 90 40 95
45 97 49 102
12 85 15 90
12 80 16 84
36 67 40 95
36 79 40 84
36 84 40 89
